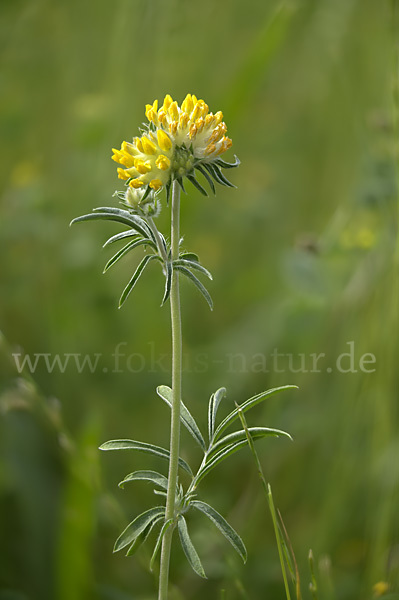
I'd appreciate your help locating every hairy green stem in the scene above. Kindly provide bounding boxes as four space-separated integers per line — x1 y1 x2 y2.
158 181 182 600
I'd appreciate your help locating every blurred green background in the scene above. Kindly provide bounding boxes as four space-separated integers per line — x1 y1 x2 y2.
1 0 398 599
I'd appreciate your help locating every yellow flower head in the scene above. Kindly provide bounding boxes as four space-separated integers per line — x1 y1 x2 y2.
112 93 239 201
373 582 389 597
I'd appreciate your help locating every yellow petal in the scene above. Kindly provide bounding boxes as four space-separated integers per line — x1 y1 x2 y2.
112 149 123 163
145 104 154 120
134 159 152 174
181 94 194 114
120 154 136 168
157 129 172 151
146 108 157 123
199 100 209 117
155 155 171 171
122 141 137 155
149 178 163 190
117 167 130 180
169 101 179 122
191 102 201 121
162 94 173 111
135 137 143 153
214 111 223 125
129 178 145 188
141 136 157 155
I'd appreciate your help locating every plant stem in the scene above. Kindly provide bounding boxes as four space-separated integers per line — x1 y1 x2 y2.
158 181 182 600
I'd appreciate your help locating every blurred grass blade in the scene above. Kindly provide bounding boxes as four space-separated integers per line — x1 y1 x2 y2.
191 500 247 562
279 509 302 600
177 515 207 579
157 385 206 451
236 405 292 600
221 1 295 116
308 550 319 600
56 417 100 600
113 506 165 553
268 484 292 600
99 439 193 477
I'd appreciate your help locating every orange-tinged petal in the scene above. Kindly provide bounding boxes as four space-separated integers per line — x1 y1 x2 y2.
214 111 223 125
216 137 233 155
155 155 171 171
179 113 189 129
189 123 197 139
205 142 216 156
149 178 163 190
195 117 204 133
169 122 178 136
129 178 144 188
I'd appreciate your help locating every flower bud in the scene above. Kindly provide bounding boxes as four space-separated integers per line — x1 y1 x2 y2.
125 186 161 218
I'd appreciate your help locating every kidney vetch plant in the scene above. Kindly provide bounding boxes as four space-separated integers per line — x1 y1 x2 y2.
71 93 295 599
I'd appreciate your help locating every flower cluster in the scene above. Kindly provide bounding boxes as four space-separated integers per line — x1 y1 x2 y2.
112 94 239 203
